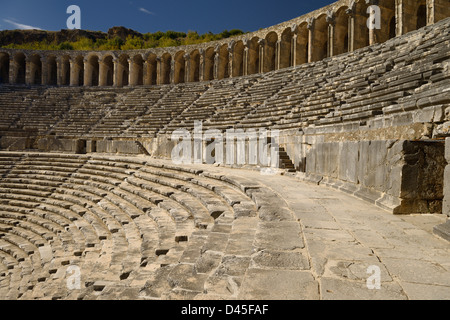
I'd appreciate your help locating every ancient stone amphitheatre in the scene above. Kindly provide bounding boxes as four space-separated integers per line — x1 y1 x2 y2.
0 0 449 300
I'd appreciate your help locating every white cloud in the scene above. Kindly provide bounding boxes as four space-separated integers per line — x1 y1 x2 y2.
3 19 42 30
139 8 155 15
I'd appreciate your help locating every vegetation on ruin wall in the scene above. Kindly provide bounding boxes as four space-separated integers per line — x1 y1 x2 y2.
3 29 246 51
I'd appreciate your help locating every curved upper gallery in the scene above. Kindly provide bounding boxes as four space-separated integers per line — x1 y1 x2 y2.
0 0 449 87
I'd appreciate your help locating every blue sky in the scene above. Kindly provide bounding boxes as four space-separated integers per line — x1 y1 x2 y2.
0 0 336 34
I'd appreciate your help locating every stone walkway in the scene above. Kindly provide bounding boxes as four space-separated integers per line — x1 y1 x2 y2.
184 163 450 300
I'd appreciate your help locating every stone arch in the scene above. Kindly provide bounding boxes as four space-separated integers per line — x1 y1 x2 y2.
46 55 58 86
99 54 114 86
29 54 42 85
160 53 172 85
295 22 309 66
60 55 71 86
402 0 427 33
311 14 328 62
280 28 292 69
116 54 129 87
72 55 84 86
174 51 185 84
417 2 427 29
130 54 144 86
247 37 260 75
376 0 396 43
263 32 277 72
189 50 201 82
13 53 26 84
218 44 229 80
232 41 244 77
145 53 157 85
0 52 10 84
85 54 100 86
204 48 215 81
334 7 349 56
353 0 370 50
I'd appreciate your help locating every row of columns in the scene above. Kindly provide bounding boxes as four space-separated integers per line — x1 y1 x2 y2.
1 0 447 87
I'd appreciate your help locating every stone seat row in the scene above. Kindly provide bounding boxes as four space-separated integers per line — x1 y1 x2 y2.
0 152 263 299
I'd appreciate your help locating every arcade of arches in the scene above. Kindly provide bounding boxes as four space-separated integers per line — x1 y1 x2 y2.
0 0 449 87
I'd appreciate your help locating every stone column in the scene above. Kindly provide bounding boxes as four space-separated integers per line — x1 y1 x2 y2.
243 46 249 76
83 58 90 87
40 58 48 85
258 39 265 73
184 54 191 83
69 60 76 86
25 57 32 85
128 59 133 86
366 0 379 45
346 6 355 52
307 18 315 63
170 59 175 84
434 137 450 241
291 34 297 67
9 58 15 84
199 49 205 82
276 40 281 70
326 11 335 58
113 58 119 87
395 0 403 36
213 50 219 80
143 61 149 85
228 47 234 78
156 57 162 85
427 0 434 26
56 58 62 86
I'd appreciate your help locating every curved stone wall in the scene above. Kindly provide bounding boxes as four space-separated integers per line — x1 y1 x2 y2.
1 0 449 87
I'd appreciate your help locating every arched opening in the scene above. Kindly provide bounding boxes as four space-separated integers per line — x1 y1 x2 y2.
295 23 309 65
417 4 427 29
354 0 370 49
174 51 185 84
334 7 349 56
85 55 99 86
145 53 157 85
204 48 215 81
232 41 244 77
375 0 396 43
47 56 58 86
189 50 200 82
263 32 277 72
29 54 42 85
13 53 26 84
402 0 426 34
312 15 328 62
130 55 144 86
218 44 229 80
72 55 84 86
117 54 129 87
280 28 292 69
101 55 114 86
161 53 172 85
0 53 10 84
61 55 71 86
389 16 397 39
247 37 260 75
